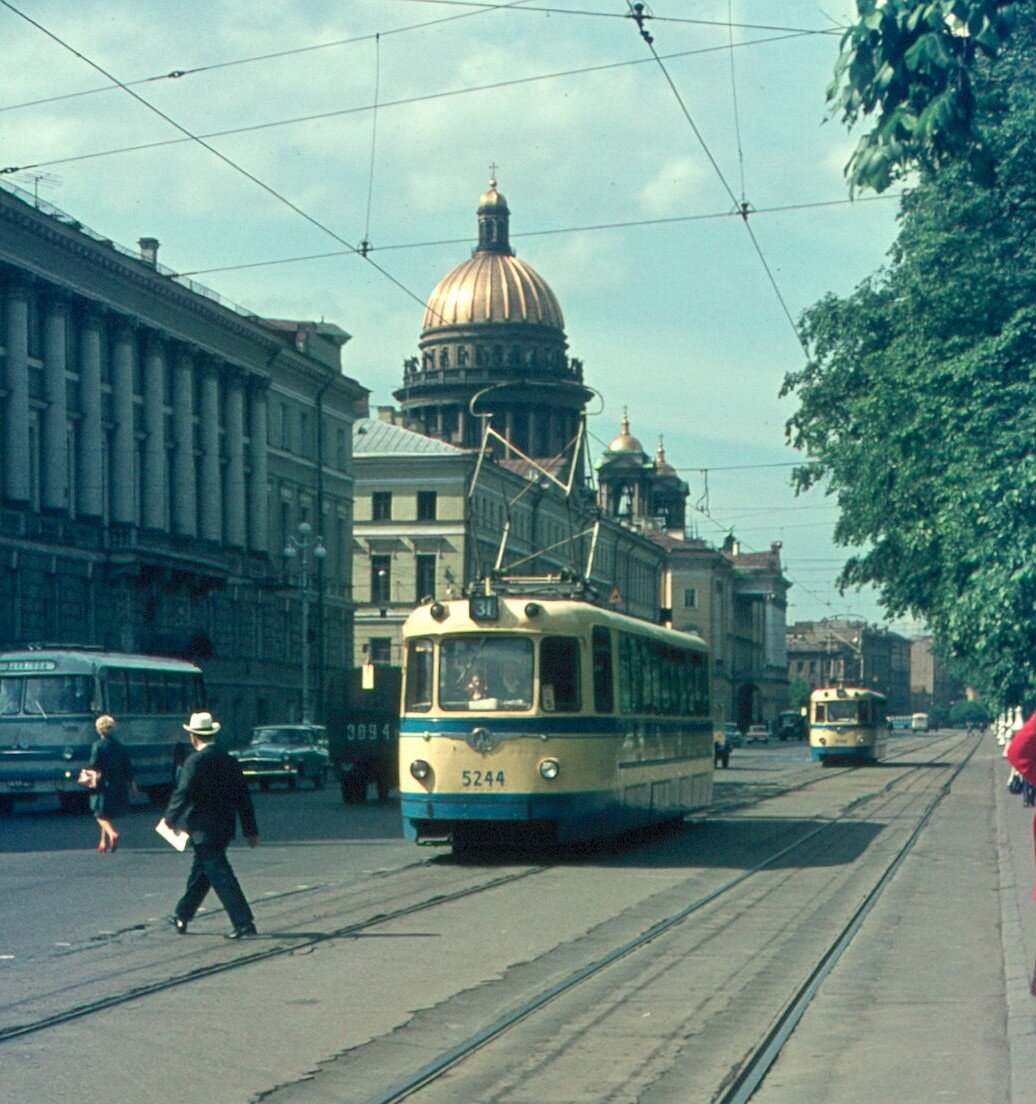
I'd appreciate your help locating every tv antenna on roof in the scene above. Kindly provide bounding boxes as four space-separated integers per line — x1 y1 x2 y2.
10 170 62 206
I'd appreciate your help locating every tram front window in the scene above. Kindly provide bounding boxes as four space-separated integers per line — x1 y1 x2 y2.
819 700 862 723
439 636 533 711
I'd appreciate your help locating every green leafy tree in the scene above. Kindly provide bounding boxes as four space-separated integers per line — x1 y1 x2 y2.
830 0 1021 191
783 17 1035 709
787 677 813 711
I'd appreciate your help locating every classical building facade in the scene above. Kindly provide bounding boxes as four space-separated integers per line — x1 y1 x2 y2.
0 180 367 737
352 415 665 667
786 618 912 714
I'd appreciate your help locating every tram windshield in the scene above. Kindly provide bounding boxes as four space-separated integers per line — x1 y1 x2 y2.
0 675 93 716
439 636 533 712
816 699 865 723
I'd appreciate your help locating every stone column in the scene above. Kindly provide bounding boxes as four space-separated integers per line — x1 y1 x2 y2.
171 349 197 537
42 294 70 513
78 310 104 520
3 282 31 504
111 320 137 525
142 336 166 530
247 380 269 553
198 363 222 543
527 408 538 460
224 374 246 548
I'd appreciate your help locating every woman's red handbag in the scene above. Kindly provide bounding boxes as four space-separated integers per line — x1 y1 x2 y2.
76 768 99 789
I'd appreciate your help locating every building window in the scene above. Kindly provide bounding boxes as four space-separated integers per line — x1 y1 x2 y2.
369 638 392 665
417 491 437 520
371 554 391 604
415 554 436 601
372 491 392 521
683 587 698 609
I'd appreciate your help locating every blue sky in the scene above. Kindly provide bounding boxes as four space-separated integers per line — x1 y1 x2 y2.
0 0 921 632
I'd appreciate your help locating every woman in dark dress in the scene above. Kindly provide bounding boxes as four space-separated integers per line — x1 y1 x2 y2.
88 715 136 852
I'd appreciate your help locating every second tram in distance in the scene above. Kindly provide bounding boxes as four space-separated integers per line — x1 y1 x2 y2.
398 592 713 849
809 685 888 765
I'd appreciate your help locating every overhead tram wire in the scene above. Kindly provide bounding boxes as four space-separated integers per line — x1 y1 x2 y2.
726 0 748 209
0 31 831 178
360 34 382 258
395 1 843 37
0 0 541 115
167 193 900 279
0 1 455 328
624 2 809 354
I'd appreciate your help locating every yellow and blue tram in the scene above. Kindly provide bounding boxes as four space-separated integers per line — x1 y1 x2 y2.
398 593 713 848
808 685 887 765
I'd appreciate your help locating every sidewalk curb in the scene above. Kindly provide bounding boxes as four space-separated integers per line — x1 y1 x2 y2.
995 745 1036 1102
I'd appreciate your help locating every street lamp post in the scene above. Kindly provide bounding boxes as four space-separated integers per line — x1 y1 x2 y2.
284 521 325 723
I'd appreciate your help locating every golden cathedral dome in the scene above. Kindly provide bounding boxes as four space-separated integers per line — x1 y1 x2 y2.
422 253 564 331
421 177 565 333
608 409 645 454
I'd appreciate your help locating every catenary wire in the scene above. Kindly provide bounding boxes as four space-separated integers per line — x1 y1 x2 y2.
362 34 382 251
624 3 808 352
169 195 900 279
0 0 541 114
394 1 843 36
0 30 821 177
0 0 464 327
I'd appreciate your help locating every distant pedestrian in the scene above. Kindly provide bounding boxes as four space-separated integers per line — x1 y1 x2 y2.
160 711 260 939
88 715 136 853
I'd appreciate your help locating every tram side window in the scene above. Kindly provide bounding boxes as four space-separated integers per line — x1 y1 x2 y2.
540 636 580 712
592 627 614 713
405 639 434 713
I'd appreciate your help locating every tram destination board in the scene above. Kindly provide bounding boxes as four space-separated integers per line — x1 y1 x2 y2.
469 595 499 622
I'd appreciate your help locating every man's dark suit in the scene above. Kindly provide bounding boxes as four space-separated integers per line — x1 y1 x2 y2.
164 742 259 932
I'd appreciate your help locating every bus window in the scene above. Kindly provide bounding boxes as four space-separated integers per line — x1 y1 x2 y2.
189 675 206 711
105 669 128 714
22 676 93 716
0 679 21 715
126 670 148 713
405 639 434 712
541 637 580 713
146 673 167 713
592 627 613 713
164 674 190 715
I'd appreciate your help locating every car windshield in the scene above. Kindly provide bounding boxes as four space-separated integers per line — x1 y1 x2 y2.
439 635 534 712
251 728 310 747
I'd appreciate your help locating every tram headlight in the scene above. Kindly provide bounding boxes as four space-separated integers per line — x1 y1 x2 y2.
410 759 432 781
62 747 74 760
524 602 542 619
819 737 827 746
539 758 560 780
430 602 448 621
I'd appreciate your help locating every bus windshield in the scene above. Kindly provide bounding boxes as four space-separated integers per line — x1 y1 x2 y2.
2 675 93 716
439 636 533 711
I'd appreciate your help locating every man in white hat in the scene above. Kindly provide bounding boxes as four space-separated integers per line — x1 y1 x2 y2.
161 711 260 939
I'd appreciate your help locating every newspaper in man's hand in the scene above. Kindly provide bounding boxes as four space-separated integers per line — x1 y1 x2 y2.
155 819 189 852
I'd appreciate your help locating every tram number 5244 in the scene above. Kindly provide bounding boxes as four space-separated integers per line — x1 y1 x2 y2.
462 769 505 788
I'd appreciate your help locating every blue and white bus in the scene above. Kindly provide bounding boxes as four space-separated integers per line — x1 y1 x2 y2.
0 646 206 813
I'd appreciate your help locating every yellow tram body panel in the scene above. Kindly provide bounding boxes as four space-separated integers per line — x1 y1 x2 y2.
398 594 713 845
809 685 887 765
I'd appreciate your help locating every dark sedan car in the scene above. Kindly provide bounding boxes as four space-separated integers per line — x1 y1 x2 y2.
231 725 330 791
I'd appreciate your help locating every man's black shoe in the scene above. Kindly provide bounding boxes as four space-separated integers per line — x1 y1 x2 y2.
168 915 188 935
225 924 258 940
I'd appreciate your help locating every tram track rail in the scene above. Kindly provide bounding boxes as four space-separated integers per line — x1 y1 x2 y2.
344 731 981 1103
0 730 973 1055
0 864 548 1043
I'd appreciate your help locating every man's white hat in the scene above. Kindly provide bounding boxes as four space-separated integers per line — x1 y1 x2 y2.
184 711 221 736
